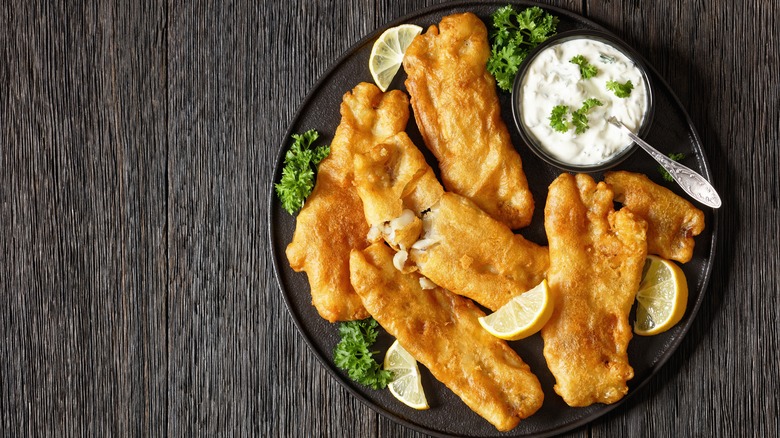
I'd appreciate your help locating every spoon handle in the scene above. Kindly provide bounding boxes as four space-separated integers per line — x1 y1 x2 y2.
608 118 722 208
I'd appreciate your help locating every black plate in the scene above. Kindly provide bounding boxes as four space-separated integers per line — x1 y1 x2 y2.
268 1 718 437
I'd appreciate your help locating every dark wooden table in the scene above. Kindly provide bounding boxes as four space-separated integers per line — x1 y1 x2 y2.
2 0 778 436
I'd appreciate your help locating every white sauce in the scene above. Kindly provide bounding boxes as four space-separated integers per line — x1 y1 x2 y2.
519 38 649 166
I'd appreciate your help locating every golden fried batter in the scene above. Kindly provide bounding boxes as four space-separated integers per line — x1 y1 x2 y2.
412 193 549 310
285 83 409 322
351 131 548 310
353 132 444 227
605 171 705 263
349 243 544 431
403 12 534 229
542 173 648 407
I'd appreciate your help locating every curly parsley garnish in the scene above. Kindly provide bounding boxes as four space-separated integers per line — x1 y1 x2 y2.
606 79 634 98
570 55 599 79
659 153 686 181
487 5 559 91
550 98 604 134
572 98 604 134
333 318 393 390
549 105 570 133
274 130 330 215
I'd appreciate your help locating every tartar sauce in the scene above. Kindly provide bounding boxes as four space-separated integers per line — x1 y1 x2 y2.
519 38 649 166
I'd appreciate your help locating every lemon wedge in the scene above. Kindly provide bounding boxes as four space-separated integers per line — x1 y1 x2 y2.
384 340 428 410
478 279 553 341
634 255 689 336
369 24 423 92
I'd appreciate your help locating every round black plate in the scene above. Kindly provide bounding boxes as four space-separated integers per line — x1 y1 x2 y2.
268 1 718 436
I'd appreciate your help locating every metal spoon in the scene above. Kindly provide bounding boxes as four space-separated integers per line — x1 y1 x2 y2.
607 117 722 208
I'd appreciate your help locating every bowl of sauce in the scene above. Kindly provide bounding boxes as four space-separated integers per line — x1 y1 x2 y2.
511 29 654 172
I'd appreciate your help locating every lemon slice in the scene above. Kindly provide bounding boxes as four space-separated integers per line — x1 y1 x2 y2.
478 279 553 341
384 340 428 410
634 255 689 336
369 24 423 92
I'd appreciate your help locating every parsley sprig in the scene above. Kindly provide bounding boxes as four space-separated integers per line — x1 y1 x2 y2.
549 98 604 134
606 79 634 98
549 105 570 133
572 98 604 134
333 318 394 390
275 130 330 215
570 55 598 79
487 5 559 91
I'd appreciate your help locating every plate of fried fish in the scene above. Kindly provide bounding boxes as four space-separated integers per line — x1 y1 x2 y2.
268 1 718 436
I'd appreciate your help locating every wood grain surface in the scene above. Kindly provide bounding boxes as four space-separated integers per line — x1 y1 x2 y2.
1 0 777 436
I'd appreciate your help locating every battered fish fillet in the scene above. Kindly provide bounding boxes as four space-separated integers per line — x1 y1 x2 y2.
403 12 534 229
353 132 444 227
605 171 705 263
542 173 648 407
349 243 544 431
285 83 409 322
352 132 548 310
413 193 549 310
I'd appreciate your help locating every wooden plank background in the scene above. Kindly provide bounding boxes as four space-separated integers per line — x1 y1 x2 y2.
1 0 777 436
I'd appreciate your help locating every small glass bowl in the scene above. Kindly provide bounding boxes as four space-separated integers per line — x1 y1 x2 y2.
511 29 655 173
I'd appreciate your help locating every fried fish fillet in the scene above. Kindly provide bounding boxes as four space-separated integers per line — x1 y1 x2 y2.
542 173 648 407
285 83 409 322
605 170 705 263
413 193 549 310
403 12 534 229
353 132 444 227
352 131 548 310
349 243 544 431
